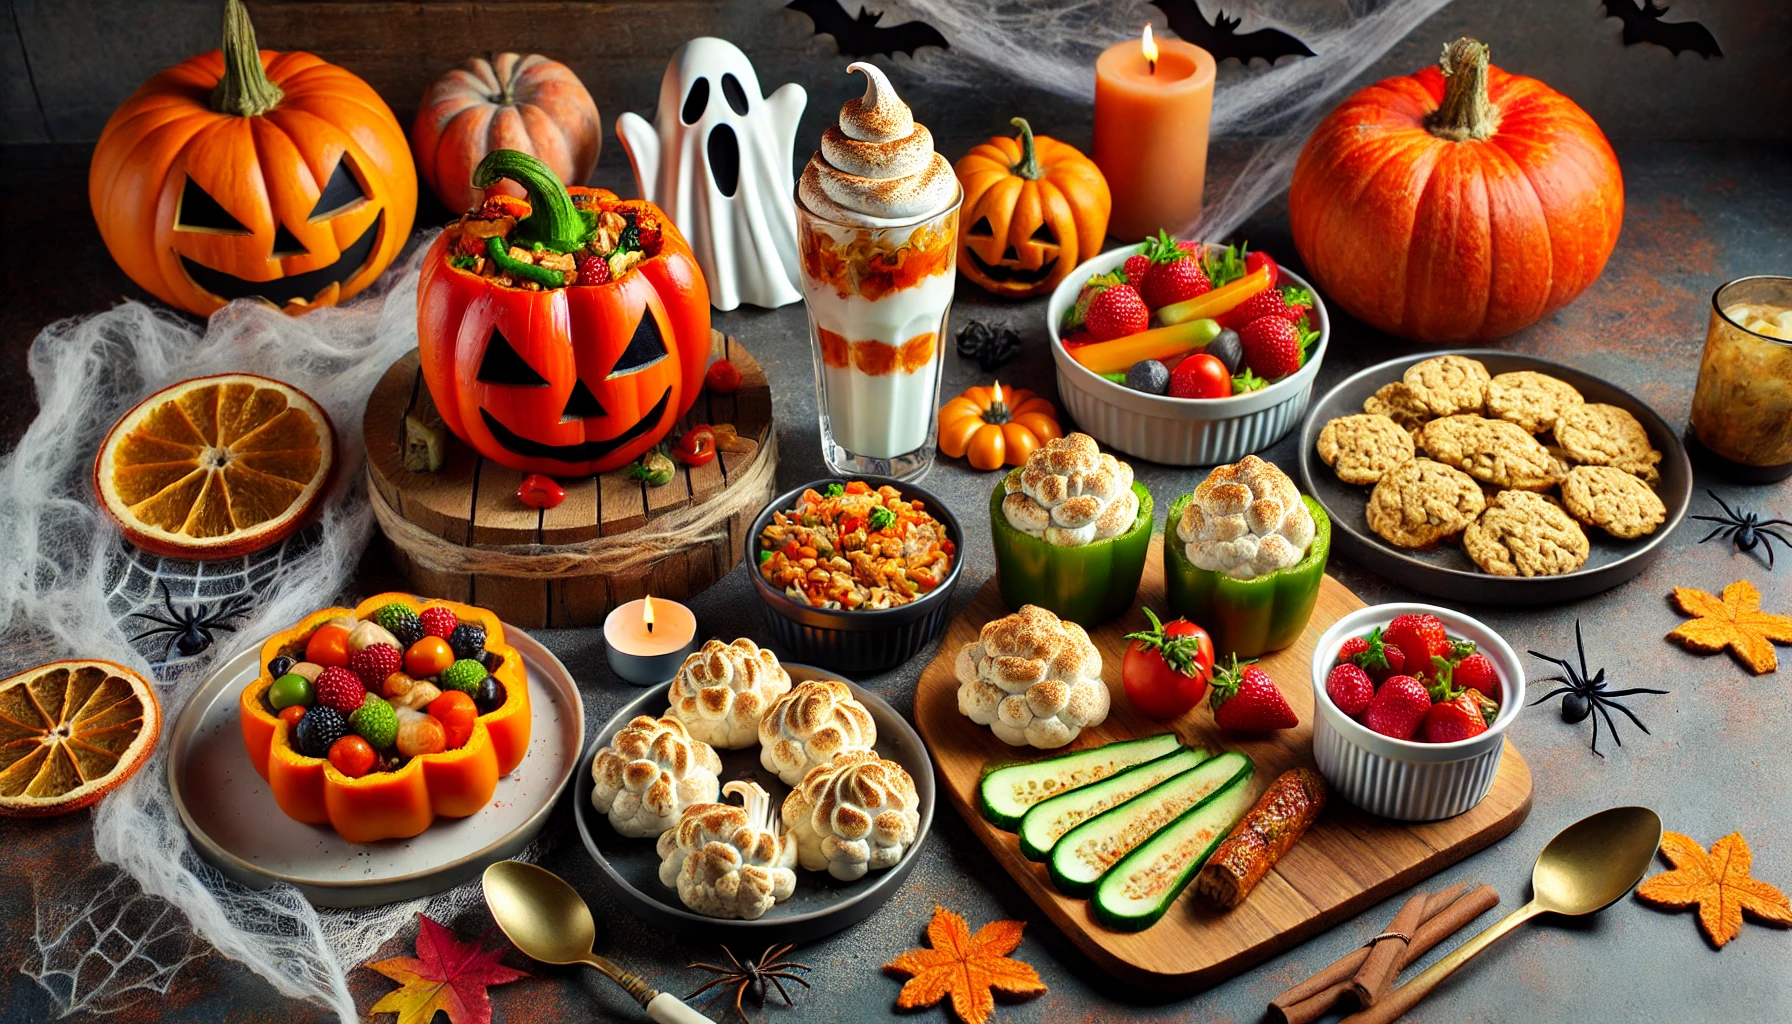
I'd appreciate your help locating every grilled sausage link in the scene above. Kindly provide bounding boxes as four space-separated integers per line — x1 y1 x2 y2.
1194 767 1327 909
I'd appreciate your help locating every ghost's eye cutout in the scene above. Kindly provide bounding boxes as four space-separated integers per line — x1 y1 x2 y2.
721 74 750 116
308 156 368 221
681 77 710 125
1030 223 1057 244
968 216 995 238
707 124 740 198
476 326 550 387
608 311 669 377
175 176 250 234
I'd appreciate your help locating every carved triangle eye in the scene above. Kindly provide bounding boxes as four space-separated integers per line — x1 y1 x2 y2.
968 216 994 237
308 157 367 221
1030 222 1057 244
176 176 250 234
271 223 308 258
476 327 549 387
607 310 669 378
561 378 607 421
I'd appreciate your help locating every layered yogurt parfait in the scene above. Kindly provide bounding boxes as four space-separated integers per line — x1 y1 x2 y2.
796 62 961 480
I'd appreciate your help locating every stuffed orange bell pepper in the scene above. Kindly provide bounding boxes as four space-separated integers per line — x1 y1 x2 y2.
239 593 530 843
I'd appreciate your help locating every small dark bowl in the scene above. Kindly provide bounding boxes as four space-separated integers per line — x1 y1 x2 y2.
745 475 965 675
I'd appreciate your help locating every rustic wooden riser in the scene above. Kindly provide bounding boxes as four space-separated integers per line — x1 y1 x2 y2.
364 331 774 628
914 539 1533 991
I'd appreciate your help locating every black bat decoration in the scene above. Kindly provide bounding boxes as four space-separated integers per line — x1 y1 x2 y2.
787 0 949 58
1601 0 1721 58
1150 0 1314 66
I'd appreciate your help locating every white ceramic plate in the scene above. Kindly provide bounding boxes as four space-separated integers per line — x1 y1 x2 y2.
168 625 585 908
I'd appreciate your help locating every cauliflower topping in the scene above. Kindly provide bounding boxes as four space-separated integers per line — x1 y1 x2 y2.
781 750 920 881
758 679 877 786
955 604 1109 749
591 715 722 838
1178 455 1315 581
656 781 797 920
666 638 792 749
1001 433 1138 547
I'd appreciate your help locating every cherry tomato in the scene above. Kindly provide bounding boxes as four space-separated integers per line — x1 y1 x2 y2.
1121 610 1216 719
516 473 565 509
328 735 377 778
704 359 742 394
673 426 717 467
277 704 307 729
428 690 479 749
404 636 454 678
1168 353 1233 399
304 625 353 667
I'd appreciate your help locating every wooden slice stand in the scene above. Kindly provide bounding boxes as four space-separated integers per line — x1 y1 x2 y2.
364 331 774 628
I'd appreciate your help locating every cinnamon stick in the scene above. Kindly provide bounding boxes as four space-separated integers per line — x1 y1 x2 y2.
1349 890 1429 1006
1336 884 1503 1024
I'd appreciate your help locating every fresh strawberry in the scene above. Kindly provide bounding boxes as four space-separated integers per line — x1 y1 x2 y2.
1348 626 1405 683
575 252 611 286
1209 655 1298 731
1177 239 1203 257
1336 636 1370 663
1245 249 1280 288
1361 675 1432 740
1238 315 1304 379
1063 270 1124 333
1449 652 1502 700
1218 286 1313 330
1420 687 1490 743
1085 283 1150 341
1123 252 1152 283
349 642 403 691
1383 614 1451 680
313 666 367 715
1142 257 1212 309
418 605 459 640
1326 663 1375 717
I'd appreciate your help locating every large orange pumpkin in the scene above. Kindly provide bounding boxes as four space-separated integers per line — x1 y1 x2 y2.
413 53 602 214
954 118 1110 298
1288 38 1623 343
88 0 415 317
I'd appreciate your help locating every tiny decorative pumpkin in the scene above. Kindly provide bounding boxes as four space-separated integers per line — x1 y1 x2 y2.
413 53 602 214
954 118 1111 298
938 382 1062 471
418 150 711 477
88 0 416 317
1289 38 1623 343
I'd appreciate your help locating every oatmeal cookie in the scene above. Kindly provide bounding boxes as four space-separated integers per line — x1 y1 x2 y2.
1363 382 1433 436
1463 490 1590 577
1486 371 1584 433
1560 465 1667 539
1554 403 1663 483
1419 415 1566 491
1403 355 1491 417
1317 414 1416 485
1366 459 1486 549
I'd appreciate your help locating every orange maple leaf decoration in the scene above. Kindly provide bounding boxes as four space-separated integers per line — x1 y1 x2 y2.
1666 580 1792 674
1636 831 1792 948
884 905 1047 1024
368 913 528 1024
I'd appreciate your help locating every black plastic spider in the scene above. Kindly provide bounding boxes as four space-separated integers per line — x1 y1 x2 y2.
955 319 1021 372
1691 490 1790 569
128 583 255 660
686 943 812 1021
1527 619 1668 757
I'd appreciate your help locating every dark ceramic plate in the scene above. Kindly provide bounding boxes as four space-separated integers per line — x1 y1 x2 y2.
574 665 934 943
1297 351 1691 603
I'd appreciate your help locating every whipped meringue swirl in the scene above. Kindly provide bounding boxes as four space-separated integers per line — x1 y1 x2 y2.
1178 455 1316 580
1002 433 1140 548
798 62 957 226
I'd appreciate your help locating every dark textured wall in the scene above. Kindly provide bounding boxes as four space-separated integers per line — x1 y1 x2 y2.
2 0 1787 154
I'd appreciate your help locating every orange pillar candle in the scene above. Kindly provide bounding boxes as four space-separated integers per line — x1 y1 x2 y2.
1093 26 1217 242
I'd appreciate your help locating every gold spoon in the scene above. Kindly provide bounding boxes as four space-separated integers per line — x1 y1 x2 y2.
482 860 718 1024
1343 805 1662 1024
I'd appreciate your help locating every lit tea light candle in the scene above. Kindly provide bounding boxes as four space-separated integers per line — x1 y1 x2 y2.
1093 24 1216 241
603 595 698 686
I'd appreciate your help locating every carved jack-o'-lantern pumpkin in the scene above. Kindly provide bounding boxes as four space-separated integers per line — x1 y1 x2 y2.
88 0 415 317
953 118 1110 299
418 151 711 476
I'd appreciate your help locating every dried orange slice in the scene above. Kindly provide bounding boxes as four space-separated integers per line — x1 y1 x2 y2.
94 373 336 558
0 660 160 817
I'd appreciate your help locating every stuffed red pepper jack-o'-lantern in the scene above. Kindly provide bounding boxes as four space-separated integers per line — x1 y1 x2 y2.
418 150 711 476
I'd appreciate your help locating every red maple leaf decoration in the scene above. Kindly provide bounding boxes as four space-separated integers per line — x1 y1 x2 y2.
368 913 529 1024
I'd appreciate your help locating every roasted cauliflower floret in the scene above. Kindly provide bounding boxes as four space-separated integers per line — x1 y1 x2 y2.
666 638 792 749
955 604 1109 748
591 715 722 838
758 678 876 786
780 750 919 881
656 781 797 920
1178 454 1315 580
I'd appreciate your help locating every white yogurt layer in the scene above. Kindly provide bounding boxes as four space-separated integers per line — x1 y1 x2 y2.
808 268 954 459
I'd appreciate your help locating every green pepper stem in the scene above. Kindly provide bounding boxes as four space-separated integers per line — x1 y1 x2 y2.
472 150 593 252
485 236 567 289
210 0 283 117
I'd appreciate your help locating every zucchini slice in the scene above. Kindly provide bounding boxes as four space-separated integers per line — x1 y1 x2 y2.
1047 751 1253 897
977 733 1182 830
1092 771 1258 931
1017 747 1211 861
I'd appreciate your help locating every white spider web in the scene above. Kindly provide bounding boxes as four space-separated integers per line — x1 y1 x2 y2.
22 869 207 1018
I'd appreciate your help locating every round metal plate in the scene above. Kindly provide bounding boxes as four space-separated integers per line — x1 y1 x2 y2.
1297 350 1692 603
168 625 585 908
576 665 934 944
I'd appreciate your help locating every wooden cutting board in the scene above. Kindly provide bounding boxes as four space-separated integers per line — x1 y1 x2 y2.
913 535 1532 991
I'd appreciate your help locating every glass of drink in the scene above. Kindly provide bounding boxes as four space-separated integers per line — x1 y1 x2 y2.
1688 275 1792 481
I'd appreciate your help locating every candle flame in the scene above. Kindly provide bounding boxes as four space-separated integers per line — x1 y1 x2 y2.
992 380 1004 404
1142 24 1158 70
643 594 655 634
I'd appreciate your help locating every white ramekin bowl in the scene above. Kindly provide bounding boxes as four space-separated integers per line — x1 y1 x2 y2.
1046 244 1329 466
1309 603 1526 821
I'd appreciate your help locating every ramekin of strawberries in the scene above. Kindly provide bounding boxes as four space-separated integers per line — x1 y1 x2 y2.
1308 604 1526 822
1044 233 1330 467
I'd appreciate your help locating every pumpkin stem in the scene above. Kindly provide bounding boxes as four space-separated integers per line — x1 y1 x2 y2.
1008 118 1043 180
983 382 1012 424
1426 37 1499 142
489 52 515 105
210 0 284 118
472 149 595 252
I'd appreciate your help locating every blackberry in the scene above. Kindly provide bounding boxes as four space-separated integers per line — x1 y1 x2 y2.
439 658 488 696
293 705 349 759
374 603 425 647
448 623 487 661
267 655 294 678
474 677 508 715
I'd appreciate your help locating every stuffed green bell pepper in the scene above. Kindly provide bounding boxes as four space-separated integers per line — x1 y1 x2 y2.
990 433 1153 626
1164 455 1330 659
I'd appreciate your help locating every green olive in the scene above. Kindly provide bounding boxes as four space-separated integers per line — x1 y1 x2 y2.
269 673 314 710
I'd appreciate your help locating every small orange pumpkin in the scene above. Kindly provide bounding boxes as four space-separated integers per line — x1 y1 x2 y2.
938 383 1062 470
954 118 1110 298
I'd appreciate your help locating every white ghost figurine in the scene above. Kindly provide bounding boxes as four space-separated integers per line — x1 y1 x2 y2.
618 38 806 312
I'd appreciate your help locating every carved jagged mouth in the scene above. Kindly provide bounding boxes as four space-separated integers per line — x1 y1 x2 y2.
180 210 383 306
967 247 1059 284
480 387 673 462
